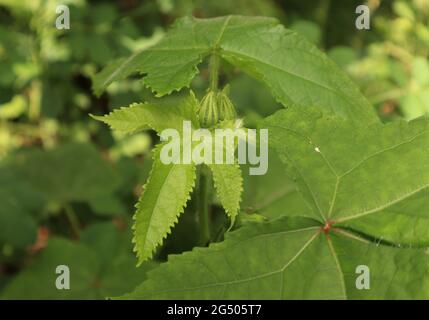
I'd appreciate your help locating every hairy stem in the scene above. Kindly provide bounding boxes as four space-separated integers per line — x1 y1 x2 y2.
197 165 211 246
209 53 220 92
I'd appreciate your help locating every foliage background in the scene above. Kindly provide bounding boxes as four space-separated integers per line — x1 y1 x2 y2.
0 0 428 298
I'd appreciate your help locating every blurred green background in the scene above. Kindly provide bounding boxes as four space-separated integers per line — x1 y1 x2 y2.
0 0 428 299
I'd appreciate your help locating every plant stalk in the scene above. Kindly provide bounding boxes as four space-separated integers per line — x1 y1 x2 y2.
209 53 220 92
196 52 219 244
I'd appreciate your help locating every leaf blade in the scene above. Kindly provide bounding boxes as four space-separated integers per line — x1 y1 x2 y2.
119 218 346 299
93 16 377 124
91 92 199 135
208 163 243 226
263 108 429 246
118 217 429 299
133 145 197 264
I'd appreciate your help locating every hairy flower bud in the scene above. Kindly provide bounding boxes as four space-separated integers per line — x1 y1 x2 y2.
217 86 237 121
198 91 219 128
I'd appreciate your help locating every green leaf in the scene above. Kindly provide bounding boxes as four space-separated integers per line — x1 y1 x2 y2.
1 237 101 299
331 231 429 299
412 57 429 86
91 92 199 135
93 16 377 124
401 90 429 120
263 107 429 246
87 194 126 217
208 163 242 225
0 195 37 247
0 170 43 247
241 152 313 221
133 144 197 265
80 222 159 297
6 143 121 204
118 217 429 299
1 223 157 299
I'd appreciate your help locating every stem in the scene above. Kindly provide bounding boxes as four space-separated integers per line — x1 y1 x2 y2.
209 53 220 92
196 53 219 241
64 204 80 239
197 166 211 246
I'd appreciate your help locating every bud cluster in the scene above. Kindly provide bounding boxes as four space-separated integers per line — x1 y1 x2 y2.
197 86 237 128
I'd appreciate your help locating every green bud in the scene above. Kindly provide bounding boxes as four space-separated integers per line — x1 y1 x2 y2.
217 85 237 121
197 86 237 128
198 91 219 128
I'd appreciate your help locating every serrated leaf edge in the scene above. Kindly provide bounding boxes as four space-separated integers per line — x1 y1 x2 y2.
132 143 197 265
209 163 243 228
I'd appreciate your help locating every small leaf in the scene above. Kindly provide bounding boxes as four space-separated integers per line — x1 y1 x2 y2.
91 92 199 135
208 163 242 226
133 144 197 265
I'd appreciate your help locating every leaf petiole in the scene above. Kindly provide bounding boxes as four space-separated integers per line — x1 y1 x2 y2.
209 53 220 92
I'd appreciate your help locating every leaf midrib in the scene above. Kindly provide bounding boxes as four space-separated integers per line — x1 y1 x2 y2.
137 162 183 261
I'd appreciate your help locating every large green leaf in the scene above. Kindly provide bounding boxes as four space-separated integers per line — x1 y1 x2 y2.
263 108 429 246
0 222 157 299
133 144 197 265
93 16 377 124
6 143 121 204
119 217 429 299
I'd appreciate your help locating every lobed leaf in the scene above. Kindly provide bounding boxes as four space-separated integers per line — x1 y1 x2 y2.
118 217 429 299
93 16 377 124
263 108 429 246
